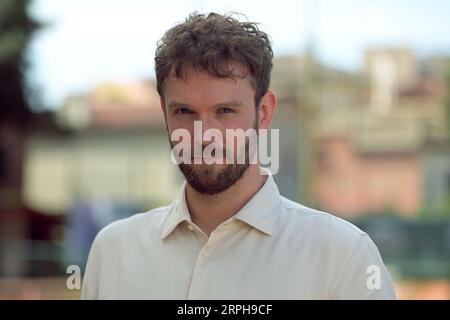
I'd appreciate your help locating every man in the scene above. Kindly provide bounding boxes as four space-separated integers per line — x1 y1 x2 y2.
81 12 396 299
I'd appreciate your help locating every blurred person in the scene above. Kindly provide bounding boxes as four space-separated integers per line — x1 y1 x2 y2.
81 12 395 300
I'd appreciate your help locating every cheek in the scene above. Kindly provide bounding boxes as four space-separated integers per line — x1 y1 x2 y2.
225 115 257 131
166 115 194 133
165 121 193 145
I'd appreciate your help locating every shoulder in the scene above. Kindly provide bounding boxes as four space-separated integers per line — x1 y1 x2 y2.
92 204 173 250
276 197 396 299
279 196 366 238
276 196 372 256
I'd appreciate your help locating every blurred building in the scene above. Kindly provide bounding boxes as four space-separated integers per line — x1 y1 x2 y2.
314 48 449 217
24 80 179 215
20 80 181 272
271 49 450 287
271 53 374 207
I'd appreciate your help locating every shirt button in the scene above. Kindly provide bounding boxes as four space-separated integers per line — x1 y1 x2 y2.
187 225 194 231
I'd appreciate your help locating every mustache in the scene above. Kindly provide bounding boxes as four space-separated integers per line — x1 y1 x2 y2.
169 141 249 153
191 146 231 159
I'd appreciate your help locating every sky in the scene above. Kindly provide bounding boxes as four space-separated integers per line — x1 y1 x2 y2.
28 0 450 109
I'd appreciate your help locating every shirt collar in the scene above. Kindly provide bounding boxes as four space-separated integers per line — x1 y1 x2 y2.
160 167 281 239
160 181 192 239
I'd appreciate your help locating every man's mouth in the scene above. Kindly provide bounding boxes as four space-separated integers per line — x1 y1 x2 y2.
192 156 218 161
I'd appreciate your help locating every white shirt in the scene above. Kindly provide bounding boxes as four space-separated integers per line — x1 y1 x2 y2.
81 170 396 299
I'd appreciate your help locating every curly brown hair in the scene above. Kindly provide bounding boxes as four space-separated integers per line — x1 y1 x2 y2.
155 12 273 107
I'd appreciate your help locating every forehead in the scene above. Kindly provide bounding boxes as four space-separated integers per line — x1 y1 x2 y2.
162 64 255 104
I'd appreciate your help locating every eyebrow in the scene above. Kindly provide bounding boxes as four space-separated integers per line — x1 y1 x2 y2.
167 99 244 110
212 99 244 109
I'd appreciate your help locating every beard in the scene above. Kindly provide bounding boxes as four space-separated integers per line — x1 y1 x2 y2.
178 160 250 195
168 118 259 195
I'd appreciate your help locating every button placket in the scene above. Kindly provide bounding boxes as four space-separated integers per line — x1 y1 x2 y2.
187 221 237 299
187 244 211 299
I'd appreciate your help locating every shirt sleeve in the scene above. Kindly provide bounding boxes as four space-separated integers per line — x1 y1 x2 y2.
80 236 102 300
330 233 397 300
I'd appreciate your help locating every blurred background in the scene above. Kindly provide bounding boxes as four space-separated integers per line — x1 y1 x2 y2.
1 0 450 299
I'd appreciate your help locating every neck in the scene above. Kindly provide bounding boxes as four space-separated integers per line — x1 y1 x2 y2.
185 165 267 236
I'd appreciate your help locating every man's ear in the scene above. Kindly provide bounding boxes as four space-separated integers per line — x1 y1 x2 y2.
257 89 277 130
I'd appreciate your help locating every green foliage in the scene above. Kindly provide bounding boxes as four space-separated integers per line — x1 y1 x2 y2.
0 0 40 125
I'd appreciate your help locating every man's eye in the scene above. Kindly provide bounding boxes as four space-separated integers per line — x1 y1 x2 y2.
218 108 235 114
175 108 193 114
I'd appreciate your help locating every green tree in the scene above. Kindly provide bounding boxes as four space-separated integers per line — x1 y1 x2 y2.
0 0 39 125
0 0 40 277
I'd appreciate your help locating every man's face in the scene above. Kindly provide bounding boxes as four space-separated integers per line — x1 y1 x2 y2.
161 65 258 195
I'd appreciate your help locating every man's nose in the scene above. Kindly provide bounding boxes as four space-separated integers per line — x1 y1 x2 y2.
191 117 226 156
195 115 221 142
197 114 215 132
